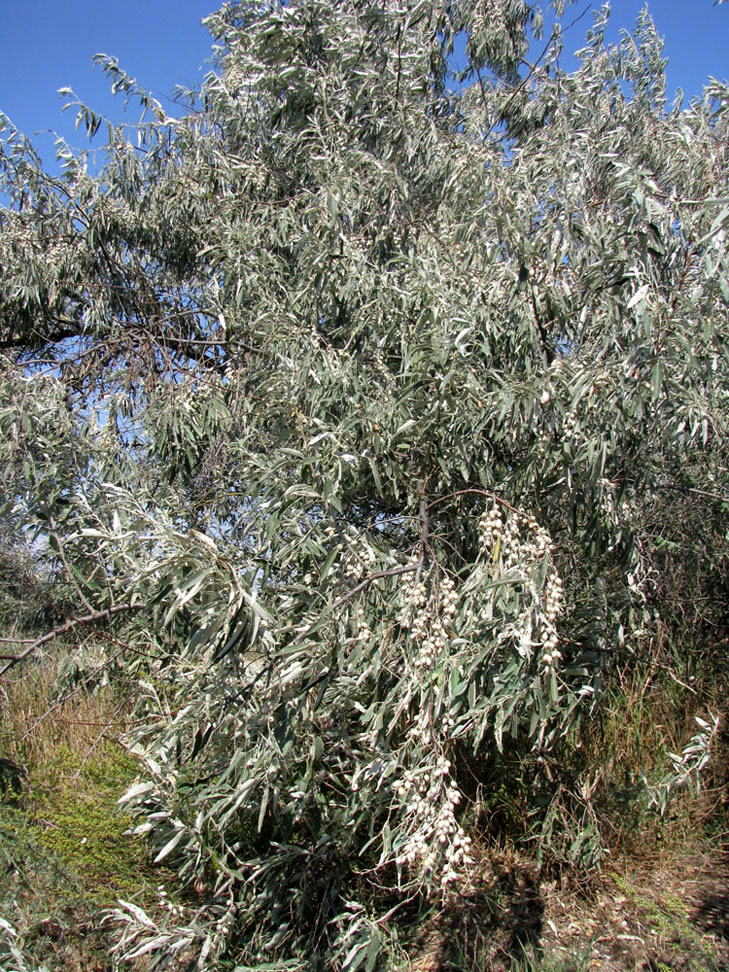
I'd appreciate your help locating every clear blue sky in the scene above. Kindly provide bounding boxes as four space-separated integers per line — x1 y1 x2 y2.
554 1 728 97
0 1 727 169
0 0 214 167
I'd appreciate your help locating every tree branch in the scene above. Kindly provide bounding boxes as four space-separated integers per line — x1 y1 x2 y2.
48 514 95 614
426 488 521 516
415 481 430 586
288 565 417 648
0 603 142 676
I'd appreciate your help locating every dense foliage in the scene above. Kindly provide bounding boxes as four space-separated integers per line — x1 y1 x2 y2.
1 1 728 968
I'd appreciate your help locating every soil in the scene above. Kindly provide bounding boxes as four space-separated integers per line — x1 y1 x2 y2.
411 844 729 971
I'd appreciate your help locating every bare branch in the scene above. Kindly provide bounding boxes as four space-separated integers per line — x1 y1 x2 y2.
426 488 521 516
288 565 417 648
0 603 142 677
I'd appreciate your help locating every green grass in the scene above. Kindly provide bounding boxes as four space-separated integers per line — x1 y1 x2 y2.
22 744 152 900
0 651 185 971
0 740 175 971
610 876 725 972
1 635 726 972
508 945 593 972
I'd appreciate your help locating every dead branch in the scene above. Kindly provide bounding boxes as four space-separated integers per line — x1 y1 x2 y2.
0 603 142 677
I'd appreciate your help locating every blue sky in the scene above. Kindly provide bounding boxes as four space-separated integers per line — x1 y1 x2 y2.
0 0 214 166
554 1 728 96
0 1 727 170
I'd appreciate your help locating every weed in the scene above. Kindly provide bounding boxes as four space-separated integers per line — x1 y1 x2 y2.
612 874 723 972
0 649 184 970
509 944 593 972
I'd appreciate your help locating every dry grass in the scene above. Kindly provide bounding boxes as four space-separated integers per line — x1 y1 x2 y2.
554 632 728 863
0 642 160 971
1 634 726 972
0 642 134 779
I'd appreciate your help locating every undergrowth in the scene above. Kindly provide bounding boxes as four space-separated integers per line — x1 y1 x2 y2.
0 645 185 972
0 631 726 972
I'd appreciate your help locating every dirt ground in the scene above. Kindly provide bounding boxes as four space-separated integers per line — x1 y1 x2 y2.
412 844 729 971
538 851 729 971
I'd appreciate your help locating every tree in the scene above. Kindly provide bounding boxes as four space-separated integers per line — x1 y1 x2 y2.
1 1 728 967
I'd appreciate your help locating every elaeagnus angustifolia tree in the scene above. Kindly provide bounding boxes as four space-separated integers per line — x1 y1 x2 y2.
1 0 728 967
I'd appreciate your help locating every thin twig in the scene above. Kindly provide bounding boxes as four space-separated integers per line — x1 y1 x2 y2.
288 565 417 647
71 701 126 783
18 643 127 740
415 481 430 586
656 482 729 504
483 4 592 140
426 487 520 516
